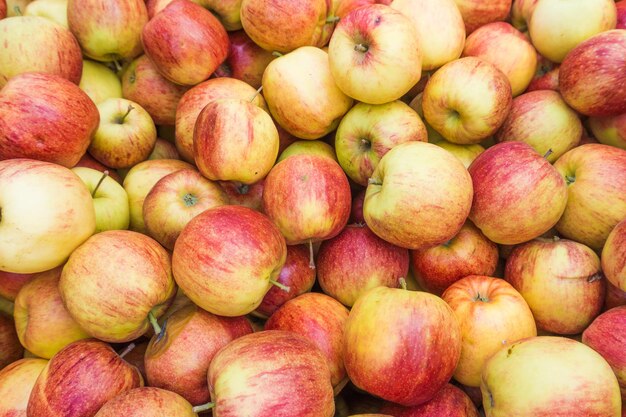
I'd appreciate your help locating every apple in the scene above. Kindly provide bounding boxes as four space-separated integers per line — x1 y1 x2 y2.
526 64 560 92
410 221 499 296
602 219 626 291
208 330 335 416
277 140 337 163
6 0 31 16
344 286 461 406
363 141 473 250
220 179 265 212
143 168 228 250
141 0 228 86
510 0 538 32
0 313 22 369
606 282 626 311
175 77 267 163
528 0 617 63
552 143 626 251
328 4 422 104
148 138 179 161
194 98 279 184
27 339 143 417
172 205 287 316
74 153 123 184
0 159 96 274
316 224 409 306
434 141 484 169
452 0 511 34
79 59 123 104
23 0 67 27
67 0 147 62
0 72 99 168
95 387 201 417
121 54 188 126
468 141 567 245
495 90 582 162
379 384 480 417
0 270 35 301
422 57 512 145
0 0 5 17
335 100 427 186
559 30 626 117
618 0 626 29
0 358 47 416
59 230 176 343
481 336 622 417
588 112 626 150
350 189 366 223
144 304 252 404
262 46 353 140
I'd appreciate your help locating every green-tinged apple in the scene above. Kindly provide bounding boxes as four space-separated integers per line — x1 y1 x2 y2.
59 230 176 343
79 59 123 104
511 0 538 32
422 57 512 145
220 180 265 212
391 0 465 71
0 313 22 369
468 142 567 245
24 0 67 27
72 167 130 232
442 275 537 387
122 55 188 126
172 205 287 316
329 4 422 104
434 141 484 168
13 266 89 359
0 358 47 416
95 387 200 417
74 153 123 184
410 221 498 295
0 72 99 167
0 16 81 87
452 0 511 34
149 138 179 160
194 99 279 184
481 336 621 417
495 90 582 162
363 141 473 249
505 237 605 334
263 46 353 140
208 330 335 416
379 384 480 417
588 113 626 150
528 0 616 63
145 304 252 404
0 159 96 274
141 0 228 86
345 286 461 406
317 224 409 306
559 30 626 117
175 77 266 163
89 98 157 169
27 339 143 417
143 168 228 250
265 293 350 390
335 100 427 186
67 0 147 62
553 144 626 251
278 140 337 163
602 219 626 291
0 270 34 301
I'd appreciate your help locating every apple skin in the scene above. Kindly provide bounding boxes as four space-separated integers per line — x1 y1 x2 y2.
122 54 188 126
23 0 67 28
0 0 5 17
510 0 538 32
253 244 316 318
79 59 123 105
208 330 335 417
422 57 512 145
481 336 622 417
452 0 511 34
602 219 626 291
262 154 352 245
618 0 626 29
344 286 461 406
526 65 560 92
0 313 23 369
141 0 229 86
74 153 123 184
94 387 197 417
144 304 252 405
220 179 265 212
0 72 99 168
59 230 176 343
350 188 366 223
0 358 47 416
379 384 479 417
588 112 626 150
0 270 35 301
316 224 409 307
363 141 473 250
0 159 96 274
528 0 617 64
559 30 626 117
553 144 626 251
172 205 287 317
175 77 266 163
468 141 567 245
13 266 90 359
495 90 582 162
328 4 422 105
262 46 353 140
27 339 143 417
410 221 498 296
462 22 537 96
606 282 626 311
434 141 484 169
335 100 427 186
148 138 180 161
505 237 605 335
278 140 337 163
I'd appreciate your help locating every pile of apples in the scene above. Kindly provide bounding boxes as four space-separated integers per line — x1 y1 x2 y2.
0 0 626 416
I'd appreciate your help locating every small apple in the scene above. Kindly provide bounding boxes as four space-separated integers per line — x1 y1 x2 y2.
379 384 479 417
0 358 47 416
95 387 200 417
588 112 626 150
79 59 123 104
452 0 512 34
602 219 626 291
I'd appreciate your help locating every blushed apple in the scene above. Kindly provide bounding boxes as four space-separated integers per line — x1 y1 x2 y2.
0 313 22 369
602 219 626 291
618 0 626 29
0 358 47 417
94 387 199 417
379 384 479 417
452 0 511 34
220 179 265 212
606 282 626 311
0 270 34 301
350 189 366 223
74 153 122 184
278 140 337 163
588 112 626 150
79 59 123 104
148 138 179 161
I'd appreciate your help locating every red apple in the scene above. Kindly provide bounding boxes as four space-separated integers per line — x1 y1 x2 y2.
618 1 626 29
94 387 198 417
0 0 6 18
0 358 47 416
0 270 35 301
379 384 479 417
526 65 560 92
602 218 626 291
350 189 366 224
0 312 22 369
452 0 512 34
606 282 626 311
220 180 265 212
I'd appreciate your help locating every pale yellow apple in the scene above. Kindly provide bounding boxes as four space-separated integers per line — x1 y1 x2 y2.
24 0 67 28
6 0 32 15
435 140 485 168
79 60 122 105
0 358 48 416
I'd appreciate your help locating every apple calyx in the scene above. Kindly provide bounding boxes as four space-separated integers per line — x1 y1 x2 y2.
359 138 372 152
117 342 136 359
115 105 135 125
183 193 198 207
91 170 110 197
473 292 490 303
192 402 215 413
398 277 407 290
269 279 290 293
308 238 316 270
354 43 369 53
565 174 576 185
237 184 250 195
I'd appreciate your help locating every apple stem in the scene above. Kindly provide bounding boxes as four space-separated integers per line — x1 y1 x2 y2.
399 277 407 290
118 342 136 359
543 148 553 159
13 5 22 15
587 272 603 283
192 403 215 413
308 238 316 269
474 292 490 302
116 104 135 124
269 279 290 293
354 43 369 53
326 16 340 23
113 60 123 72
272 51 283 58
250 86 263 103
148 310 162 336
237 184 249 195
91 170 109 197
553 235 560 242
367 178 382 186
